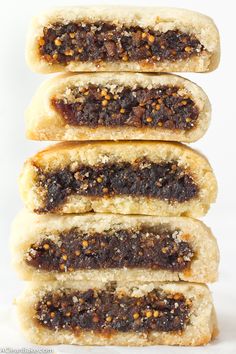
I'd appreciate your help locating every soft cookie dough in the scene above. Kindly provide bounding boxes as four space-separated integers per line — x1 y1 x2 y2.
26 73 211 142
26 7 220 73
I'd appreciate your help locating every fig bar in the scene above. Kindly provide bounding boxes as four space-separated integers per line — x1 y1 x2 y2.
16 281 217 346
26 7 220 73
26 73 211 142
19 141 217 217
11 211 219 283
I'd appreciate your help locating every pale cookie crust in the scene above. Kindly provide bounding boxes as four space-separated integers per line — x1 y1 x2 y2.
16 281 218 346
26 6 220 73
19 141 217 217
26 73 211 142
11 210 219 283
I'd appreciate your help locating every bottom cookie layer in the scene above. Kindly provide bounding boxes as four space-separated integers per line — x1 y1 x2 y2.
16 281 218 346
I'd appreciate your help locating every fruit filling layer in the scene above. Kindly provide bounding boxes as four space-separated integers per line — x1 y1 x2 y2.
26 227 194 272
39 22 204 64
35 159 199 212
36 287 192 333
52 85 199 130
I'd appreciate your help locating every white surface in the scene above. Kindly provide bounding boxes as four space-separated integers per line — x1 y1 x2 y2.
0 0 235 352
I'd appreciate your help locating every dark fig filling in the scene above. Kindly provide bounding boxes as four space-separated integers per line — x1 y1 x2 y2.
35 160 199 212
52 85 199 130
39 22 205 64
26 227 194 272
35 287 192 333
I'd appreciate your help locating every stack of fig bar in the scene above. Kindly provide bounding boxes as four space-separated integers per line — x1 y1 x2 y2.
11 7 221 347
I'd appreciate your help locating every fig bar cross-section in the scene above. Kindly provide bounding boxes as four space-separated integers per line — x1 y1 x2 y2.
16 281 218 346
26 73 211 142
26 7 220 73
12 3 221 350
11 211 219 283
19 141 217 217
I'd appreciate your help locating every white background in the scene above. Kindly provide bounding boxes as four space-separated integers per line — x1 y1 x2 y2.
0 0 235 352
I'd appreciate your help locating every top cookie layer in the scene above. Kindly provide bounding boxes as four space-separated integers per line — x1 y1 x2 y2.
26 7 220 73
